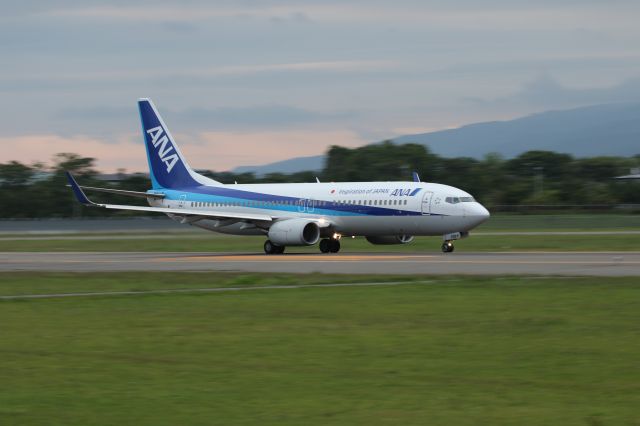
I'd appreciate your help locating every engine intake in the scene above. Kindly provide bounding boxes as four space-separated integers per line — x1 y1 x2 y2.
365 235 414 245
268 219 320 246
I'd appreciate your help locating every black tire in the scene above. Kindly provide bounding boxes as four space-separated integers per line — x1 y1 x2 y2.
275 245 285 254
319 239 331 253
329 239 341 253
441 242 454 253
264 240 275 254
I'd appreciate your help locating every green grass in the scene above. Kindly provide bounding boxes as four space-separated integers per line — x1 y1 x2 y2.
2 232 639 252
476 213 640 232
0 214 640 253
0 272 430 296
2 214 638 252
1 272 639 425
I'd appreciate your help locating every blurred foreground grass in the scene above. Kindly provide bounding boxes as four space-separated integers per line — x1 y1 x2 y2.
1 272 639 425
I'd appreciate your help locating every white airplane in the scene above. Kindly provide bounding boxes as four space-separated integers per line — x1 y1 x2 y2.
67 98 490 254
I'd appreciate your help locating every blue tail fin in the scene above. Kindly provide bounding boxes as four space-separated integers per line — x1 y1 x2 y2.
138 98 220 189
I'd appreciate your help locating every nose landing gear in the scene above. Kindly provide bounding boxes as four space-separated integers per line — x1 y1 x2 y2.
441 232 466 253
441 241 455 253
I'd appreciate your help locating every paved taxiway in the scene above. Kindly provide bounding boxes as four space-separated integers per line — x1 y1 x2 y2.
1 252 639 276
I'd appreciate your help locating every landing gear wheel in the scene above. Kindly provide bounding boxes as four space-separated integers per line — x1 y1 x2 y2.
319 239 331 253
441 241 454 253
329 239 341 253
264 240 284 255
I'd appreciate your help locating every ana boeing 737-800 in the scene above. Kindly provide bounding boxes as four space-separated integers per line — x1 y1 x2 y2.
66 98 490 254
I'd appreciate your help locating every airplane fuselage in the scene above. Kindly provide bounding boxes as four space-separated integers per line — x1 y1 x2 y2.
149 181 489 238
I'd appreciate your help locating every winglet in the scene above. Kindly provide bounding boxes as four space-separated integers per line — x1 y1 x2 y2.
412 171 421 182
65 172 94 205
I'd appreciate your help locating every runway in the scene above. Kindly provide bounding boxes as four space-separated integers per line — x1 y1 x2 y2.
2 251 640 276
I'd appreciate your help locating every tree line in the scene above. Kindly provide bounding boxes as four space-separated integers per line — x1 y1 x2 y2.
1 144 639 218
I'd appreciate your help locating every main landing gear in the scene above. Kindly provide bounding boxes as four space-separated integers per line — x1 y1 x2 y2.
319 238 341 253
441 241 455 253
264 240 285 255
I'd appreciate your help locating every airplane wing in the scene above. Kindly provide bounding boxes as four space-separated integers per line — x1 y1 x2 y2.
71 185 165 199
66 172 273 223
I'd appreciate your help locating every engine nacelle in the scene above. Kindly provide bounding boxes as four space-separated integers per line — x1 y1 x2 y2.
268 219 320 246
365 235 414 245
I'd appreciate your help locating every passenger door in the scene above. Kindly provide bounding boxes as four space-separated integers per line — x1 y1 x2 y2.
421 191 433 215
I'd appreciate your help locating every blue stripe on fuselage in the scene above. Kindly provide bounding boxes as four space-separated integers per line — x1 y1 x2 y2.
156 186 425 217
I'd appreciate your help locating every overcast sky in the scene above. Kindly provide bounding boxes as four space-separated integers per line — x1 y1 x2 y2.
2 0 640 171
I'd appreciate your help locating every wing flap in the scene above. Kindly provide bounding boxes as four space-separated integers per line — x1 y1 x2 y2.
99 203 272 221
76 185 165 199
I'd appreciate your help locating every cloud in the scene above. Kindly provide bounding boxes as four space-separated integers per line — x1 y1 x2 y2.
0 129 368 172
194 129 366 170
0 134 146 172
0 60 394 89
54 104 355 136
160 21 198 33
33 2 640 33
478 75 640 110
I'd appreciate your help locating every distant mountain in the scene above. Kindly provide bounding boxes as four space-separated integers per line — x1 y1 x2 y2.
394 102 640 158
232 103 640 175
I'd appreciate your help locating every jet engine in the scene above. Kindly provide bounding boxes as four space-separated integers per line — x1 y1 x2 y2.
365 235 414 245
268 219 321 246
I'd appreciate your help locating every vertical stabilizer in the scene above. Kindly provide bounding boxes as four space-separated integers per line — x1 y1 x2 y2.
138 98 221 189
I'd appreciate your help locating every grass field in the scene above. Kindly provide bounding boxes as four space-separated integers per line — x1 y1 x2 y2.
478 213 640 231
1 214 638 253
1 272 639 425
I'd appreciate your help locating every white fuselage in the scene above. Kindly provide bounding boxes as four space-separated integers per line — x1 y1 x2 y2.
148 181 490 238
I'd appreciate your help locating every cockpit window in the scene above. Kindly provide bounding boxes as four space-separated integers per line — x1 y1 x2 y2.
445 196 475 204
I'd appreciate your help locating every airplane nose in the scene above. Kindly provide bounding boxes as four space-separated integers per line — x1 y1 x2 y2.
478 203 490 222
466 202 490 226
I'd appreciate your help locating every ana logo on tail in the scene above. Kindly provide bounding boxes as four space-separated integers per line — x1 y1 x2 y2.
146 126 179 173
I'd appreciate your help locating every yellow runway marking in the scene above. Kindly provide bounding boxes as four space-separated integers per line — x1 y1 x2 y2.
154 254 640 265
174 255 426 262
